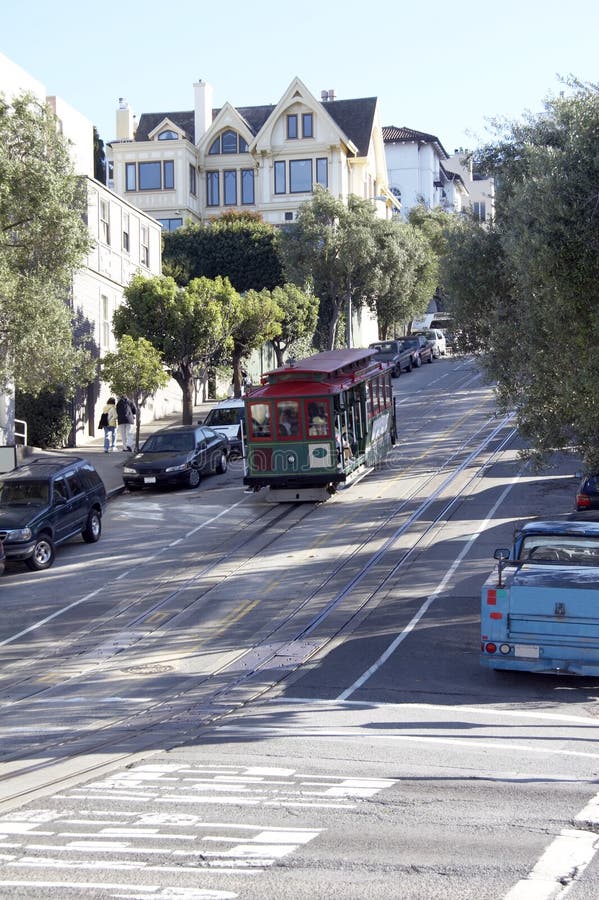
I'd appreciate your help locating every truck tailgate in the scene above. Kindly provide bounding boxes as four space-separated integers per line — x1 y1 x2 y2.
508 565 599 641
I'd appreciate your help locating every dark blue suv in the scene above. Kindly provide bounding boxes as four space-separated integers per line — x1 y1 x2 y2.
0 455 107 570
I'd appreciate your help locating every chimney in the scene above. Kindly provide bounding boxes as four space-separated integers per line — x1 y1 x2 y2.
194 79 213 145
321 90 329 101
327 89 336 101
116 98 136 140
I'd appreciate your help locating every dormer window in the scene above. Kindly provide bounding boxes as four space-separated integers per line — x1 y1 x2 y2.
158 129 178 140
209 130 249 155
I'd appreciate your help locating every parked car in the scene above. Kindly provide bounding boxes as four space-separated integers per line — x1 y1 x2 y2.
412 328 446 358
576 474 599 511
368 340 413 376
0 455 107 571
123 424 230 491
395 334 434 367
201 398 245 457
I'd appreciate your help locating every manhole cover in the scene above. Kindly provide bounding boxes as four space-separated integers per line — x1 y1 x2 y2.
123 663 174 675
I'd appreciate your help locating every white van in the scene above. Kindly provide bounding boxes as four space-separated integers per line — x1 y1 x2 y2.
201 398 245 457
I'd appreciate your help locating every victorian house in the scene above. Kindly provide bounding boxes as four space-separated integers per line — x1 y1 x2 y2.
106 77 400 230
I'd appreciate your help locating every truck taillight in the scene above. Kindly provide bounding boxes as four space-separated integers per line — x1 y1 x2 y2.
484 643 497 654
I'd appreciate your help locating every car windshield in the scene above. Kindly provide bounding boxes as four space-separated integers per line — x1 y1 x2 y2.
520 535 599 564
402 338 417 347
0 480 49 505
205 409 242 426
142 433 195 453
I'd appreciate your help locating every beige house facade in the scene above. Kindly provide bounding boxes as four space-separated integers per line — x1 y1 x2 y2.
107 78 399 351
107 78 400 230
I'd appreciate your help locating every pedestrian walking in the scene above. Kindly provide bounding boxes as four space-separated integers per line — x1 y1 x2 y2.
99 397 117 452
116 395 136 451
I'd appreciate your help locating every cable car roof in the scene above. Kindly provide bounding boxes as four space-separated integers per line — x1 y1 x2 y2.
266 349 378 379
246 349 390 399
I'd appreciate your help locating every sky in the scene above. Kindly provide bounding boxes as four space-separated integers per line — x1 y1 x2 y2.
1 0 597 155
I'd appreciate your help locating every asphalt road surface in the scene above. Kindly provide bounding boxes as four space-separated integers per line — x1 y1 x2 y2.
1 355 598 899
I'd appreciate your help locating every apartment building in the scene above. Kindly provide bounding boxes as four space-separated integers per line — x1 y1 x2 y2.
0 52 179 447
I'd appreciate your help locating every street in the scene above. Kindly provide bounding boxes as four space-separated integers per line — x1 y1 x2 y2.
1 355 598 899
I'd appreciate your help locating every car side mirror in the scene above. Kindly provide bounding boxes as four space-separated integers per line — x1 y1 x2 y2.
494 547 510 587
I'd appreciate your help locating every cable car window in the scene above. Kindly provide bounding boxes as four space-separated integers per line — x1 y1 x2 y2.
372 378 380 415
366 382 373 419
380 377 386 409
277 400 300 438
249 402 271 438
307 401 329 436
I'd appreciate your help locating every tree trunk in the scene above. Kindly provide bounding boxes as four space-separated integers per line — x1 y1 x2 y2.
173 367 195 425
232 349 243 398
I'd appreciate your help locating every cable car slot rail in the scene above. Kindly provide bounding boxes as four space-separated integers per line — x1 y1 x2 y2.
0 412 516 809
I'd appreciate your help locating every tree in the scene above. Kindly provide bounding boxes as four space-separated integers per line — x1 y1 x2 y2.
93 126 106 184
363 219 437 338
0 91 92 395
100 335 170 450
230 290 284 396
162 211 283 292
279 188 380 350
441 78 599 469
268 284 319 367
113 274 238 424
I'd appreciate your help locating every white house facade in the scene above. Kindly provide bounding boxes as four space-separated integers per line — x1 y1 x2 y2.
382 126 469 217
0 52 178 449
443 151 495 222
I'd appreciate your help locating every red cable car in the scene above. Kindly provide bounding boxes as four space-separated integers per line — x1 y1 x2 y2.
243 349 397 502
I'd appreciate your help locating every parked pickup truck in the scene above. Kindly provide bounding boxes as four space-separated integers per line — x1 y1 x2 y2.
481 519 599 676
368 340 413 377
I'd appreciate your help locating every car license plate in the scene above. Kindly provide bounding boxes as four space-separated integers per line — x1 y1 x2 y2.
514 644 540 659
144 476 156 484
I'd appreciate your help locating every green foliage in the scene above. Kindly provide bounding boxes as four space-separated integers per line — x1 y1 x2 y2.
100 335 170 450
0 91 92 396
93 126 106 183
267 284 319 366
365 219 437 338
113 274 239 423
162 211 283 291
280 189 380 349
442 78 599 469
230 289 284 395
15 387 73 449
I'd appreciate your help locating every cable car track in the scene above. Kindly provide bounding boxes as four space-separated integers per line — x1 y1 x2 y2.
0 394 517 809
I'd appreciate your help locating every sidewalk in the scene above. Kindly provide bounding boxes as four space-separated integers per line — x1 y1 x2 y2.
27 402 216 498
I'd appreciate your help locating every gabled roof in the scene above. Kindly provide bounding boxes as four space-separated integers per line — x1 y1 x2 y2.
135 97 378 156
382 125 449 159
323 97 378 156
136 111 195 142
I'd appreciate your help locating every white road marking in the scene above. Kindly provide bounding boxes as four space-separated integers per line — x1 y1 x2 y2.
0 884 238 898
0 498 246 648
337 472 524 700
503 828 598 899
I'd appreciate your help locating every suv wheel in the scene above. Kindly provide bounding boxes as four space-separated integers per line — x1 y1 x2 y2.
26 535 56 570
82 510 102 543
415 355 422 367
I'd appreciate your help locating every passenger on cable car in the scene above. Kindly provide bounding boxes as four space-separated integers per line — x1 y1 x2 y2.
279 409 299 437
308 402 328 436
